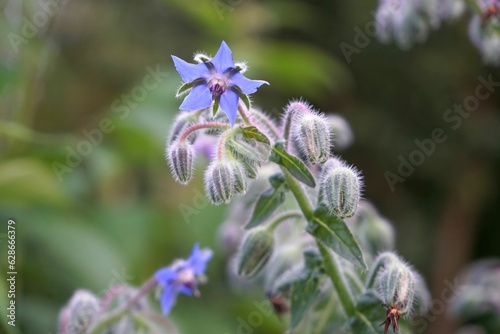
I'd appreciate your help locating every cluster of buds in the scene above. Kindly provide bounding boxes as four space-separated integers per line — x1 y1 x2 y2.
374 0 500 66
469 0 500 65
164 42 432 333
375 0 440 49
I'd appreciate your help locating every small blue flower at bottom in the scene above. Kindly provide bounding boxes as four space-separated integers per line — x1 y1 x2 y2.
154 244 213 315
172 41 268 126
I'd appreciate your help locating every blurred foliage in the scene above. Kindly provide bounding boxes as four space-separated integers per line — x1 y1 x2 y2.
0 0 500 333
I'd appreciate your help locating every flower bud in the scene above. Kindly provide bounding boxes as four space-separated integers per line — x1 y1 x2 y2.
469 15 500 66
320 165 362 218
168 111 197 145
167 141 196 185
59 290 100 334
294 113 331 164
227 137 265 163
327 114 353 151
377 260 416 314
204 161 235 205
231 161 248 194
241 159 260 179
237 227 275 278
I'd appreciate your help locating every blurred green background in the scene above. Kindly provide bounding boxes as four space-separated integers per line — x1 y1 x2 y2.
1 0 499 333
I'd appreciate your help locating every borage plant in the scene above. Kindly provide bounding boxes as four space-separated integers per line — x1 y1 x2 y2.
167 41 430 334
58 41 431 334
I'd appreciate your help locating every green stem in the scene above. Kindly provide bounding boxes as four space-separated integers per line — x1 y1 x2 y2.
279 165 356 318
237 103 252 126
281 168 314 220
89 277 158 334
249 108 282 140
179 122 229 143
267 210 303 231
317 242 356 317
364 252 398 290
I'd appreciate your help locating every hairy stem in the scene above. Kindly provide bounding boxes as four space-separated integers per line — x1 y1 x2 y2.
179 122 230 143
280 166 356 318
249 108 282 140
281 168 314 220
237 103 252 126
267 210 303 231
89 277 158 334
317 242 356 317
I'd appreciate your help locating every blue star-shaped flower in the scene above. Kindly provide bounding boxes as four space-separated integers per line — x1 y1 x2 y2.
154 244 212 315
172 41 268 126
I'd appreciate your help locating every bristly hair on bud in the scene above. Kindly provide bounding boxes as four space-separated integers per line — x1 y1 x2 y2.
237 227 275 278
167 141 196 185
320 164 363 218
374 253 424 334
204 160 236 205
230 161 248 194
293 111 331 164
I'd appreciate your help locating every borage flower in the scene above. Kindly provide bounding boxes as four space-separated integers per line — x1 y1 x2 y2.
154 244 212 315
172 41 268 126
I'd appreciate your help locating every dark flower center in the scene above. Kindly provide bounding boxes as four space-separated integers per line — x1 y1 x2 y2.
210 83 225 100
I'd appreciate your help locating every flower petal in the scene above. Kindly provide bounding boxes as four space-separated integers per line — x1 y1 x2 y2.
210 41 235 74
172 55 210 83
187 243 213 276
179 83 212 111
154 267 177 284
230 71 269 95
219 89 240 126
159 285 178 315
177 284 196 296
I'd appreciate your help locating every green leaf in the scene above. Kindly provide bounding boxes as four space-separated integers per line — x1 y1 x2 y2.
175 79 203 97
290 250 324 329
307 205 366 269
212 97 220 117
240 126 271 145
349 290 384 334
270 142 316 187
233 85 251 110
245 184 287 229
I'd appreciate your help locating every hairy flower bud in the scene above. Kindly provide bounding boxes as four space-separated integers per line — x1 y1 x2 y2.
294 113 331 164
227 136 265 163
241 159 260 179
167 141 196 185
168 111 197 145
59 290 100 334
231 161 248 194
320 165 362 218
204 161 235 205
377 260 416 314
237 227 275 278
469 14 500 66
